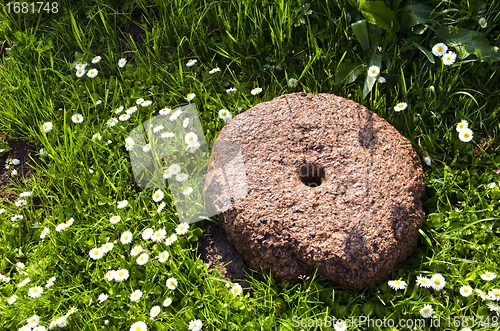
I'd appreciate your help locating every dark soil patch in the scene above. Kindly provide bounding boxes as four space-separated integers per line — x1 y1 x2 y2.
198 220 264 295
0 138 42 203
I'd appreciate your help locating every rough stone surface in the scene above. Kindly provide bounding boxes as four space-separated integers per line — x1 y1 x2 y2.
204 92 425 292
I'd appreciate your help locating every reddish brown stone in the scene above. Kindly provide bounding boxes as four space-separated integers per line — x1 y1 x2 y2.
204 93 425 291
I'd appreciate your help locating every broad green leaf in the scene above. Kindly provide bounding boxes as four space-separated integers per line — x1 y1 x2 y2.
362 52 382 99
351 20 370 50
401 4 433 31
359 1 399 33
412 41 435 63
335 61 362 85
437 26 500 63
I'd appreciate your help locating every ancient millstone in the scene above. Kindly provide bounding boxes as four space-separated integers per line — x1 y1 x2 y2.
204 92 425 292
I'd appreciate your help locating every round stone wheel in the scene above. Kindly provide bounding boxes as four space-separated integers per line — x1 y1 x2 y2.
204 92 425 291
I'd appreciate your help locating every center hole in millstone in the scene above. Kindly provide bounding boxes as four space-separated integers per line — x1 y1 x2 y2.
298 162 325 187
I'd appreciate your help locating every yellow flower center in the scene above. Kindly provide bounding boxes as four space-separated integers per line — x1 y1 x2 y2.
124 236 128 239
464 133 469 138
437 46 443 52
94 251 99 255
155 193 159 197
395 281 400 285
424 309 429 313
136 327 141 331
487 274 491 277
33 289 38 292
371 69 376 73
447 56 451 60
162 255 165 258
435 279 440 284
222 112 226 116
189 136 193 140
156 233 160 237
119 272 123 276
495 291 500 296
464 289 468 292
398 104 403 108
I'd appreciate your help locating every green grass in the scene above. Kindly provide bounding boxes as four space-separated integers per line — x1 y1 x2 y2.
0 0 500 330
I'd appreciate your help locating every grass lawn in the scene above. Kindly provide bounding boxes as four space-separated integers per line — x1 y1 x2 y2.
1 0 500 330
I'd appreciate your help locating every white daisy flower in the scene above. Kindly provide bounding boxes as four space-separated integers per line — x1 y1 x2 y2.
487 301 500 312
104 270 115 281
388 280 407 291
458 128 473 142
91 56 101 63
71 113 84 124
141 100 152 107
125 106 137 114
186 142 201 154
288 78 298 88
175 223 189 236
87 68 98 78
186 59 197 67
230 284 243 296
416 275 432 288
481 271 497 281
92 133 102 141
158 251 169 262
142 143 151 153
7 294 17 304
118 199 129 209
209 67 220 74
475 288 489 301
11 214 23 222
378 76 386 83
120 231 133 244
118 58 127 67
114 268 129 281
175 173 189 182
142 228 154 240
119 113 131 121
152 189 164 202
188 319 203 331
115 106 124 114
163 168 173 179
169 164 181 175
42 122 53 133
161 131 175 139
430 274 446 290
394 102 407 112
185 132 198 144
442 51 457 65
129 321 147 331
11 169 17 176
76 68 86 77
424 156 431 166
75 62 87 70
55 223 67 232
89 247 104 260
489 289 500 301
218 109 232 123
367 65 380 77
479 17 487 28
98 293 109 303
109 215 121 224
15 199 27 207
169 109 182 121
456 120 469 131
1 274 11 283
45 276 56 288
65 306 78 317
136 98 145 105
251 87 262 95
183 118 190 128
166 277 178 290
95 99 102 105
165 234 177 246
150 305 161 318
33 326 46 331
185 93 196 102
226 87 237 93
159 107 171 115
124 137 135 151
20 191 32 197
183 187 193 196
432 43 448 56
130 246 143 257
136 253 149 265
101 242 114 253
157 201 166 213
27 314 40 327
28 286 44 298
130 289 143 302
334 320 347 331
107 117 118 127
153 125 164 133
420 304 433 318
163 297 172 307
152 228 167 242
